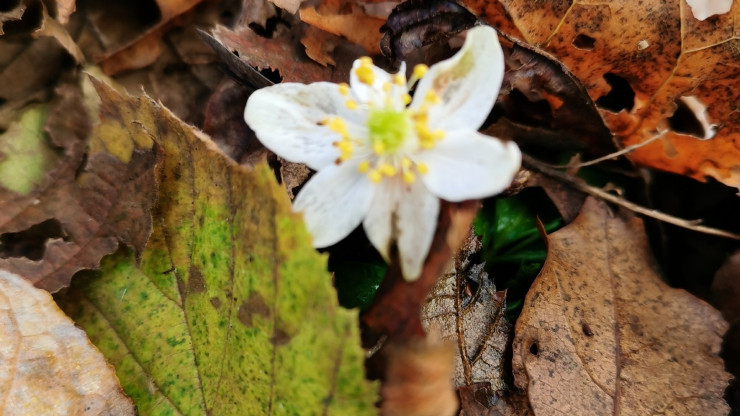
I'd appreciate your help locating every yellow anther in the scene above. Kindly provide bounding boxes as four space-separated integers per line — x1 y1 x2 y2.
403 171 416 184
369 170 382 183
433 130 445 140
425 90 441 104
338 83 350 95
417 163 428 174
358 161 370 173
380 163 397 176
413 64 429 80
356 57 375 85
383 82 392 93
402 93 412 105
394 74 406 86
328 117 348 135
373 141 386 155
345 99 358 110
336 138 353 160
401 157 412 169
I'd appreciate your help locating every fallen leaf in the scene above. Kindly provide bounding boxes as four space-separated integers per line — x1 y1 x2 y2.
0 269 135 415
301 25 341 67
269 0 303 14
462 0 740 188
458 383 533 416
512 197 731 415
33 3 84 63
0 2 25 35
421 231 511 392
0 83 159 292
58 79 378 414
300 5 385 54
55 0 76 24
711 249 740 323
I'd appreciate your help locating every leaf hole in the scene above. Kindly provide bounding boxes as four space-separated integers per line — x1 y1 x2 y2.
257 67 282 84
529 342 539 356
667 96 715 140
595 73 635 113
582 322 594 336
0 219 68 261
572 34 595 50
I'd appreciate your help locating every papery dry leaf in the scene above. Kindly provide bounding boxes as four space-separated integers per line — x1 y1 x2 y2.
269 0 303 14
300 5 385 54
0 2 25 35
380 336 458 416
0 83 159 292
512 197 731 415
238 0 277 29
711 249 740 322
208 22 362 84
34 4 84 63
0 269 135 415
55 0 76 24
421 231 511 392
301 25 341 66
458 383 533 416
461 0 740 188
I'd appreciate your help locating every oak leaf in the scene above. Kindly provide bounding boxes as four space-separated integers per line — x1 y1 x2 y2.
0 269 135 415
58 79 377 415
462 0 740 188
512 197 731 415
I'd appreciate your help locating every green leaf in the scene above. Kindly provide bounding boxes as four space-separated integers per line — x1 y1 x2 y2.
59 79 377 415
333 260 387 311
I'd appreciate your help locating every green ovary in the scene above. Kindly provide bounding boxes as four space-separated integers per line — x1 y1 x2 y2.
367 108 411 154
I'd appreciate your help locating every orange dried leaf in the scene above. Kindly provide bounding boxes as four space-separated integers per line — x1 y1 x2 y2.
300 6 385 54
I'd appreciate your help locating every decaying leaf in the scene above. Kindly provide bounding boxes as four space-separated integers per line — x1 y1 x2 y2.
0 3 25 35
512 197 731 415
0 84 159 292
461 0 740 188
0 269 135 415
421 231 511 392
58 79 377 414
300 4 386 55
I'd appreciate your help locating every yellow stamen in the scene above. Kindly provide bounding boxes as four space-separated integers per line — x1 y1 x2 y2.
338 83 350 95
328 117 348 136
373 141 386 155
345 100 357 110
413 64 429 79
425 90 441 104
417 162 428 174
402 93 412 105
358 160 370 173
369 170 382 183
356 57 375 85
382 82 392 93
394 74 405 86
403 171 416 184
401 157 412 169
380 163 397 176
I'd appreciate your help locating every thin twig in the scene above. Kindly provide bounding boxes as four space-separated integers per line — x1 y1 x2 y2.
523 154 740 241
545 131 665 169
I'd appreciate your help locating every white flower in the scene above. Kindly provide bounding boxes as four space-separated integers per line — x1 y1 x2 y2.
245 25 521 281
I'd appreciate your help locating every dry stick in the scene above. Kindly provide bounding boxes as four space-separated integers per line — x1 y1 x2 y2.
522 154 740 241
548 131 666 169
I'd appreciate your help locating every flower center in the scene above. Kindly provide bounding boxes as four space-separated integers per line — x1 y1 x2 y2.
367 108 411 155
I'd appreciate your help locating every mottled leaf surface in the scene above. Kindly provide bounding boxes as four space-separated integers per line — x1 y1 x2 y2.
512 198 731 415
59 80 377 415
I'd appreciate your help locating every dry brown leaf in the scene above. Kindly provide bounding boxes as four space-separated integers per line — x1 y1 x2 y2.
300 5 385 54
0 84 159 292
269 0 303 13
421 231 511 392
34 4 84 63
0 2 25 35
55 0 76 24
462 0 740 188
711 249 740 323
512 197 731 415
301 25 341 67
0 269 135 414
380 336 458 416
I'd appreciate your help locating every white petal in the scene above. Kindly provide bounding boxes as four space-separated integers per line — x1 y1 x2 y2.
414 131 521 202
411 25 504 131
293 161 375 247
395 180 440 281
363 179 402 261
245 82 366 170
349 58 401 108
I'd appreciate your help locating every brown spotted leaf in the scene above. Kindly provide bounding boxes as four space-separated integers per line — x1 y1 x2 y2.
0 269 135 415
57 79 377 415
0 84 158 292
462 0 740 188
512 197 731 415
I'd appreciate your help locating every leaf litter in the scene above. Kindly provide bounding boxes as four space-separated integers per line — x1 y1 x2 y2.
0 0 739 414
